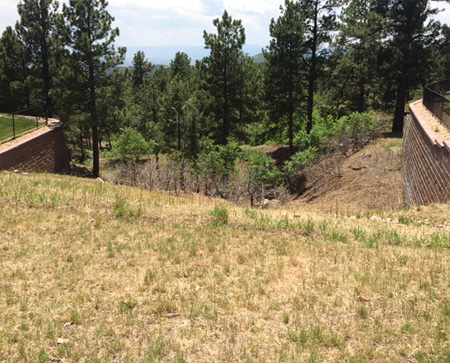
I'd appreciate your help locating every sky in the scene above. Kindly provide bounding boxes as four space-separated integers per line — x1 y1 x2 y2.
1 0 450 49
0 0 288 48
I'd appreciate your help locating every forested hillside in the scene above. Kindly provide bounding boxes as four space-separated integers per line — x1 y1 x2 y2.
0 0 449 193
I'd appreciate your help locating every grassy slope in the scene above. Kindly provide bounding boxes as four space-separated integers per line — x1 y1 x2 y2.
1 172 450 362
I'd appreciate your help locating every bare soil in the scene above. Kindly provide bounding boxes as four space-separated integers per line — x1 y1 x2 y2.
290 135 405 215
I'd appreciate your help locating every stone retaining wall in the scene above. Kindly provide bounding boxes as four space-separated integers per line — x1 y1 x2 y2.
0 123 70 173
403 101 450 205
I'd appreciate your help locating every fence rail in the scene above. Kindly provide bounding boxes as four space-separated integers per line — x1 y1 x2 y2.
423 79 450 132
0 106 48 144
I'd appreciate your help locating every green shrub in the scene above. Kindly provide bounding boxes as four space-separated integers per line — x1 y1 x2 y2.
209 207 229 226
243 150 284 205
283 146 318 175
194 139 241 180
112 127 155 164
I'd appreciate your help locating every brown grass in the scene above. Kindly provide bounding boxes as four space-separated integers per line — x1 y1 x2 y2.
1 172 450 362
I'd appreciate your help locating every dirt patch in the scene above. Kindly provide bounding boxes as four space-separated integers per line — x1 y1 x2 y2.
290 136 405 215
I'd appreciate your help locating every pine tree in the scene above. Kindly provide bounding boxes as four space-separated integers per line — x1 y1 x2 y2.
326 0 383 114
61 0 125 177
162 52 195 153
377 0 440 132
170 52 192 79
202 10 246 144
15 0 59 117
264 0 305 153
132 51 153 88
0 26 30 112
298 0 337 134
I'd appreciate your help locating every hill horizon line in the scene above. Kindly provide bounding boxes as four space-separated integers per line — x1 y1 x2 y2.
121 44 265 66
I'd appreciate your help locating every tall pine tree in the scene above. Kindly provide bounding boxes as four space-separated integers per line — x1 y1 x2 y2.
61 0 125 177
0 26 30 112
264 0 305 153
299 0 337 134
15 0 59 117
202 10 246 144
377 0 440 132
326 0 383 114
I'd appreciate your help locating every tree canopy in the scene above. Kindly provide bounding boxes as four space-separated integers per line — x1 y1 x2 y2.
0 0 447 176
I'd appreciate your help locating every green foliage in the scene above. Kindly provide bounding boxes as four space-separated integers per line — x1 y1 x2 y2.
377 0 441 132
113 194 142 221
202 10 259 144
334 112 377 138
132 51 153 88
284 146 318 176
264 0 305 151
244 151 283 188
112 127 154 164
294 112 335 149
15 0 59 117
294 111 377 150
61 0 126 176
284 111 377 193
243 150 284 204
323 0 382 115
209 207 229 227
195 139 241 181
2 0 444 183
0 26 29 112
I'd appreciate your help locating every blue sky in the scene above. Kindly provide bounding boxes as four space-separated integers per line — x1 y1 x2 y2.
1 0 450 48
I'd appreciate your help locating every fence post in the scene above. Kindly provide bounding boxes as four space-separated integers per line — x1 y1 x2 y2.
12 112 16 139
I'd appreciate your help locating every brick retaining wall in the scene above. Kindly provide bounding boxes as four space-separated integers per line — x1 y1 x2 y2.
403 101 450 205
0 123 70 173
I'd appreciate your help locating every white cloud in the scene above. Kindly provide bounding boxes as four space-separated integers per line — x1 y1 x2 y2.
434 2 450 25
109 0 284 46
110 0 205 17
223 0 281 14
2 0 449 49
0 0 19 32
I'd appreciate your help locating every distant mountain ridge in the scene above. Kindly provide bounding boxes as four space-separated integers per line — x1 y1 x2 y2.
122 44 265 66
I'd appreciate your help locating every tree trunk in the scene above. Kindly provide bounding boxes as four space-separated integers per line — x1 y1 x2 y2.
306 0 319 135
92 125 100 177
358 81 365 113
392 48 410 133
222 63 230 144
177 113 181 151
89 59 99 177
288 111 294 155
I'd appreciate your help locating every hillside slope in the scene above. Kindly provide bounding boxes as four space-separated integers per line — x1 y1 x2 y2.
295 136 405 215
0 172 449 362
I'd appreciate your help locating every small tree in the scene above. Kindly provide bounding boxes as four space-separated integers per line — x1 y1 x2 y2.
194 139 241 198
243 151 284 206
112 127 155 185
113 127 154 164
132 51 153 88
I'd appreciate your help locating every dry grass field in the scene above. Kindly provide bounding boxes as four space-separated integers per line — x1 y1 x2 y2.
1 171 450 362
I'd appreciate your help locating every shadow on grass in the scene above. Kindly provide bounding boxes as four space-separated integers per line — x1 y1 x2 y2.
70 164 95 178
